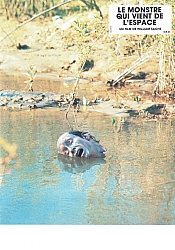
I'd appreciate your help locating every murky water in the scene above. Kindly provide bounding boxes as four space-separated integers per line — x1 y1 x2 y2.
0 108 175 225
0 70 111 100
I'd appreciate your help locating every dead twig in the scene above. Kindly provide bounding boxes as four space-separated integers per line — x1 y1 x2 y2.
112 52 153 87
0 0 73 43
0 24 16 45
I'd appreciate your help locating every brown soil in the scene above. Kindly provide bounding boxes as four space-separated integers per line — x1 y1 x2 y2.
0 5 174 115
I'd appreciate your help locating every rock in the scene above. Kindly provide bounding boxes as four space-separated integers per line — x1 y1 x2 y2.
0 97 9 106
11 95 23 103
17 43 30 50
60 17 77 30
145 104 166 115
35 100 58 108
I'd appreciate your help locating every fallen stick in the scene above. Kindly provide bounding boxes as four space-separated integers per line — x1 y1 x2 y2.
0 0 73 43
112 52 152 86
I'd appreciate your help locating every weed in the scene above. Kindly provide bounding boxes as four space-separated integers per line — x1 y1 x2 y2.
24 65 37 92
112 117 116 126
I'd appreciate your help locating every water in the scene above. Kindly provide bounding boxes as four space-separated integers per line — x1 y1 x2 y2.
0 108 175 225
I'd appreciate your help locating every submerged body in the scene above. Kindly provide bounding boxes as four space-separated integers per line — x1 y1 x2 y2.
57 131 107 158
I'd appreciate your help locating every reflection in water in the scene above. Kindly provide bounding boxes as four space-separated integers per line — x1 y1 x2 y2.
85 118 175 225
0 109 175 224
57 154 106 174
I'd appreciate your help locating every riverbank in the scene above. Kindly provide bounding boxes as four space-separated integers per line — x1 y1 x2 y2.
0 4 174 120
0 88 175 122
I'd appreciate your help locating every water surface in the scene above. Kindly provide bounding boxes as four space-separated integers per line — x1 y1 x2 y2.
0 108 175 224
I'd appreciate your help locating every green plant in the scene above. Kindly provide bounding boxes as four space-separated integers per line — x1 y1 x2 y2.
112 117 116 126
24 65 37 92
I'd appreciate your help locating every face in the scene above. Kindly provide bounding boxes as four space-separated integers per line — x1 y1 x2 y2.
57 131 107 158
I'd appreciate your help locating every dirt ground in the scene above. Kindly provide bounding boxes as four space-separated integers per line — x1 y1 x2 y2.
0 4 174 117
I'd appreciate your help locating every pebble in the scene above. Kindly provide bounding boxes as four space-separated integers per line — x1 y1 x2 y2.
0 90 65 109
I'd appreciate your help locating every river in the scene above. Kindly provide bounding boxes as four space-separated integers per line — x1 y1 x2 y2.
0 107 175 224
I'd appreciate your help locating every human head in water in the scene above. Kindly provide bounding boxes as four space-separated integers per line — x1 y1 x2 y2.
57 131 107 158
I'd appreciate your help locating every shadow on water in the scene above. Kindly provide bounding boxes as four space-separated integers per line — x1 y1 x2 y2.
0 107 175 225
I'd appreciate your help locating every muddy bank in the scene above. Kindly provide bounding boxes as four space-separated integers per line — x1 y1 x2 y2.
0 4 174 119
0 6 161 85
1 89 175 122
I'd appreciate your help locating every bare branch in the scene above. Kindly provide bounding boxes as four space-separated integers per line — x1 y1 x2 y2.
0 0 73 43
112 52 153 86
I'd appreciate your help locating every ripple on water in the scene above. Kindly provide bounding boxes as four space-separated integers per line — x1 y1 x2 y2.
0 109 175 224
